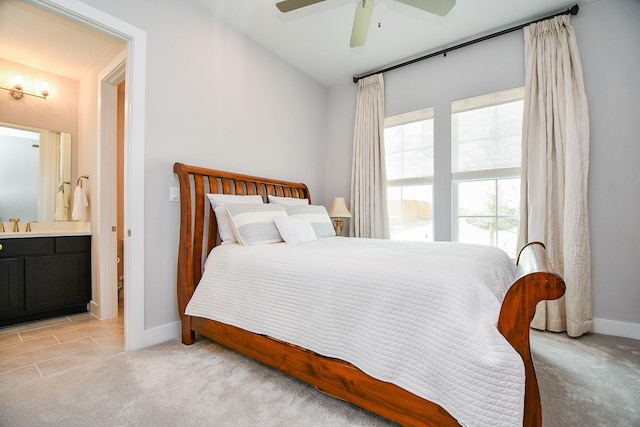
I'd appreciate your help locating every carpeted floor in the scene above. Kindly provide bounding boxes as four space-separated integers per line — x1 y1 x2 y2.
0 330 638 426
531 330 640 427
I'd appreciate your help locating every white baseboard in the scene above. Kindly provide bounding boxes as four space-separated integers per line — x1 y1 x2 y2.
130 318 637 350
89 300 100 317
142 320 181 348
593 318 640 340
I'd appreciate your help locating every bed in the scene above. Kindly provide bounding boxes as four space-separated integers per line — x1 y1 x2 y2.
173 162 565 427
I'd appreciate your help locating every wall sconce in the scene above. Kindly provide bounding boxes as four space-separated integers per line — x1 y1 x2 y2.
328 197 352 236
1 76 49 100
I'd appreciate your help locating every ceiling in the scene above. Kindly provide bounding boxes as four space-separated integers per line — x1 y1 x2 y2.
0 0 583 88
0 0 124 81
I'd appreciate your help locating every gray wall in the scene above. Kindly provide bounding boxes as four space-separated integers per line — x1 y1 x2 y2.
326 0 640 338
76 0 639 340
78 0 328 331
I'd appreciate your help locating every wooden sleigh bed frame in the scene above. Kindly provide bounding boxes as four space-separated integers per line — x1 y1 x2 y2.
174 162 565 427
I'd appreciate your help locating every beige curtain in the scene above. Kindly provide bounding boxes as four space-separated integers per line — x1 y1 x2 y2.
518 15 592 337
350 74 389 239
38 130 60 222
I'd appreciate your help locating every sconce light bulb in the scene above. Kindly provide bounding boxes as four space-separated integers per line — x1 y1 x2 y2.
14 75 23 86
40 82 49 99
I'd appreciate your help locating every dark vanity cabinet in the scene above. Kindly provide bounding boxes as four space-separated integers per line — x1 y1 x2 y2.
0 236 91 327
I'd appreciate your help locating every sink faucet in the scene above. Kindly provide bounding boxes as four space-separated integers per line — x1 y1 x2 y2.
9 218 20 232
26 221 37 232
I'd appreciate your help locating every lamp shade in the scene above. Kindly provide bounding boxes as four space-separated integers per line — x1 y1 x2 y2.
328 197 352 218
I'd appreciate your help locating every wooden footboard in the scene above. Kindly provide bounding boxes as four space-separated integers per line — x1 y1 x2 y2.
498 241 566 426
173 162 565 427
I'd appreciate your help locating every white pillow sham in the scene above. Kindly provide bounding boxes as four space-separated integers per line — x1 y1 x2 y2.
225 203 287 245
267 195 309 205
206 194 264 244
273 216 317 244
284 205 336 238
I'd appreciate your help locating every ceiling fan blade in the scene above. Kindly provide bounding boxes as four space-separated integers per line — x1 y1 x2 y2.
350 0 374 47
393 0 455 17
276 0 326 13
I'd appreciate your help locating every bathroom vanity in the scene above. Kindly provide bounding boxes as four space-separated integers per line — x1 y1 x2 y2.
0 223 91 327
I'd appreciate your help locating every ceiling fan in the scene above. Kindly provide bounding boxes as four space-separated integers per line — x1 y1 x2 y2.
276 0 456 47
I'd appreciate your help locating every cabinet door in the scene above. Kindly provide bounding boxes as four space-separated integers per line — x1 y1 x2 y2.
24 253 90 312
0 258 20 318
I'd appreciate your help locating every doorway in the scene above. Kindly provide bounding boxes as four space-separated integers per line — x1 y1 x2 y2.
35 0 148 350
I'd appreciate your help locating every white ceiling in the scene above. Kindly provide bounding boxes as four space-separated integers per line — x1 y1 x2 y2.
189 0 581 86
0 0 124 81
0 0 582 88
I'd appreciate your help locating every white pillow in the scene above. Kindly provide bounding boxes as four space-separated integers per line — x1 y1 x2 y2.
225 203 287 245
206 194 264 244
273 216 317 244
284 205 336 238
267 195 309 205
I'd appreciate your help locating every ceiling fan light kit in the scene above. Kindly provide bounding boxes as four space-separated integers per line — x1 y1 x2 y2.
276 0 456 47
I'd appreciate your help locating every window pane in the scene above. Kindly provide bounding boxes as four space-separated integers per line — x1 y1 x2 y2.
387 185 433 241
452 88 523 257
458 217 496 247
452 99 523 173
458 181 495 216
498 179 520 216
384 118 434 180
457 178 520 258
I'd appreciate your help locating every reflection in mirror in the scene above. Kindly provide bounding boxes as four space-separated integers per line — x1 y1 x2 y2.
0 123 72 223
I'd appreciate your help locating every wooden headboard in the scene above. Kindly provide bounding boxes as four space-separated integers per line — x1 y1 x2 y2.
173 162 311 320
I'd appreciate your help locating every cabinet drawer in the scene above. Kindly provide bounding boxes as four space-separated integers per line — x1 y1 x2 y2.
0 238 54 258
55 236 91 253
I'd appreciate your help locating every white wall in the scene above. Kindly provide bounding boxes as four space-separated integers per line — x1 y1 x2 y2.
326 0 640 339
78 0 328 332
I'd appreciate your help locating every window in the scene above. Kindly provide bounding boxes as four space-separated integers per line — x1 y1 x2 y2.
451 87 524 257
384 108 434 241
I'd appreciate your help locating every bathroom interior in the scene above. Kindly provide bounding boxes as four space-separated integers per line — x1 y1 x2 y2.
0 0 127 329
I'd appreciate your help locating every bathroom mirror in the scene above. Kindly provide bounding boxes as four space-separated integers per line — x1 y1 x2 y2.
0 122 72 223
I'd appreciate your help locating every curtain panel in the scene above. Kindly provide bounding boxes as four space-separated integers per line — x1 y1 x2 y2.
350 74 390 239
38 130 60 222
518 15 592 337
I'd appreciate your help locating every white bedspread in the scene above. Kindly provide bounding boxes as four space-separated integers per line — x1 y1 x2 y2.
186 237 523 427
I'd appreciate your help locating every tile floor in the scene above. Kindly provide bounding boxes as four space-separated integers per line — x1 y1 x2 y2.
0 309 123 387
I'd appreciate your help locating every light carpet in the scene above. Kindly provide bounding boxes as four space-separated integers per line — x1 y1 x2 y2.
1 330 638 426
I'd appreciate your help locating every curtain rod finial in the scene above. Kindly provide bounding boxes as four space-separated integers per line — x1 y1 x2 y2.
570 4 579 15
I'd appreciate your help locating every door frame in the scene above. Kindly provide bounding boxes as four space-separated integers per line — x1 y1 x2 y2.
33 0 147 350
96 53 125 322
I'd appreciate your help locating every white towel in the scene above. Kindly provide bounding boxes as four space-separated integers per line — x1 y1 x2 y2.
54 187 71 221
72 185 88 221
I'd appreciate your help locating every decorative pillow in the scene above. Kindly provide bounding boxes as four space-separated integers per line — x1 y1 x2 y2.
273 216 317 244
267 195 309 205
225 203 287 245
206 194 264 244
284 205 336 238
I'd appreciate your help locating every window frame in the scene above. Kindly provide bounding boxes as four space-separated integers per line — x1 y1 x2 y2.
450 87 524 254
384 107 435 241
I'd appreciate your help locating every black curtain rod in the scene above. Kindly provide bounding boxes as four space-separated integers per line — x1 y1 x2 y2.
352 3 579 83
